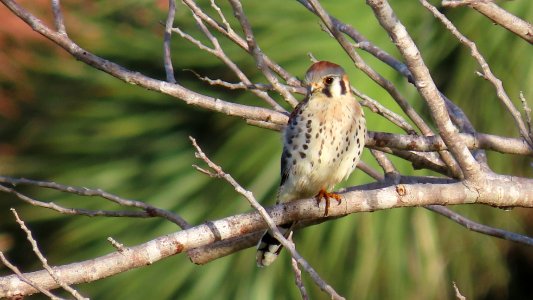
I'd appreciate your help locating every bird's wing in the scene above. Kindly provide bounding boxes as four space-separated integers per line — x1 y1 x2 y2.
279 95 309 188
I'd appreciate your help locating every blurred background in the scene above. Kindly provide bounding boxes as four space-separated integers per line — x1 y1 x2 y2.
0 0 532 299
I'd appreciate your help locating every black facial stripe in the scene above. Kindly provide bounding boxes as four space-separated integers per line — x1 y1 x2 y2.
339 79 347 95
323 85 332 98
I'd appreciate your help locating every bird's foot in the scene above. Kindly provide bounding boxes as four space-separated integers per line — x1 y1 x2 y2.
315 189 342 216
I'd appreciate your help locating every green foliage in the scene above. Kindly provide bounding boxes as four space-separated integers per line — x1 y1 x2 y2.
0 0 531 299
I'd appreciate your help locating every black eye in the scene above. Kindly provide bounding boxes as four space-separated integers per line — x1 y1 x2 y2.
324 77 334 85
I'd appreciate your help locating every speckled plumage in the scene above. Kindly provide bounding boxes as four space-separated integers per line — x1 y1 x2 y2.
256 61 366 267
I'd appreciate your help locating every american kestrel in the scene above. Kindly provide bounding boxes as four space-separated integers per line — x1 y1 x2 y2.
256 61 366 267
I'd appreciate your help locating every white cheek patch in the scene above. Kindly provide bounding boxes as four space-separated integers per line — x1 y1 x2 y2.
330 77 344 98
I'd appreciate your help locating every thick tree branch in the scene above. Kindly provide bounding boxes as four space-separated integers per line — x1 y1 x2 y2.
2 174 533 297
367 0 482 180
367 131 533 156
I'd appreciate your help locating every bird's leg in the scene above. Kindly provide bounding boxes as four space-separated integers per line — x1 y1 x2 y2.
315 189 342 216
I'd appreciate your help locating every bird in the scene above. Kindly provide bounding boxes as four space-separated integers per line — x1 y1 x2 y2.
256 61 366 267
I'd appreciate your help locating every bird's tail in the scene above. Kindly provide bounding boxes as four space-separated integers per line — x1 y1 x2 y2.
256 223 294 267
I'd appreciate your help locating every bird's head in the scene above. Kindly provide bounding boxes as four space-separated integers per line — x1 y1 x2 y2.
304 61 350 98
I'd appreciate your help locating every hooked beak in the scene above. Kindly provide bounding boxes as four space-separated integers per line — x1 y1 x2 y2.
309 82 320 93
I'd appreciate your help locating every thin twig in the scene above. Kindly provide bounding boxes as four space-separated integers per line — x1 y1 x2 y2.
453 281 467 300
180 0 300 86
228 0 299 107
425 205 533 246
183 10 286 111
370 149 398 176
50 0 66 35
107 237 126 253
297 0 414 82
353 87 416 134
357 162 384 181
519 92 532 139
0 177 190 228
11 209 88 300
163 0 177 83
189 136 345 300
290 233 309 300
186 69 305 94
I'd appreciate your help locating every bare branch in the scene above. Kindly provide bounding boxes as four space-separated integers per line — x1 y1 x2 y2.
520 92 532 137
297 0 414 82
228 0 299 107
421 0 533 149
11 209 88 300
0 176 191 228
453 281 467 300
0 0 288 126
367 0 482 180
442 0 533 44
0 184 153 219
2 172 532 297
183 10 286 111
181 0 300 86
50 0 66 35
370 149 398 176
290 236 309 300
186 69 305 94
367 131 533 156
425 205 533 246
357 161 384 181
163 0 177 83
